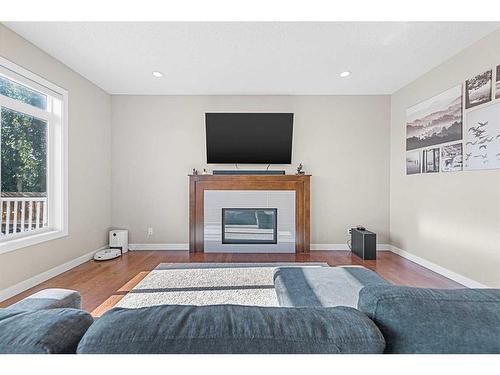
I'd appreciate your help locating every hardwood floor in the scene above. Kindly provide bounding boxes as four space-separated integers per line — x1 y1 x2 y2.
0 250 464 316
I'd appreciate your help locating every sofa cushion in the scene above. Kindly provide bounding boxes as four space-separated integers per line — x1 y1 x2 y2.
0 308 94 354
273 266 390 308
358 285 500 354
77 304 385 354
7 288 82 311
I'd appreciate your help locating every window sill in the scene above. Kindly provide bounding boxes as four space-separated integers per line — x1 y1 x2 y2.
0 229 68 255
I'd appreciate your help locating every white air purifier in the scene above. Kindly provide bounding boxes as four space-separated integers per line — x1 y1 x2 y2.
94 230 129 261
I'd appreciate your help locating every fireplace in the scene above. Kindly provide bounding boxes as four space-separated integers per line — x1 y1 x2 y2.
222 208 278 245
189 174 310 253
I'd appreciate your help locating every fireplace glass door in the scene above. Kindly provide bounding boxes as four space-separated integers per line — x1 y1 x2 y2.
222 208 278 244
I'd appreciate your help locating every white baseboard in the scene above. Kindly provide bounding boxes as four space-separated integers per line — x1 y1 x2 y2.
128 243 391 251
0 246 106 303
129 243 189 251
311 243 391 251
390 245 487 288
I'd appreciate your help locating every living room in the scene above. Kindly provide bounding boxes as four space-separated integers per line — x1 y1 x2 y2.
1 0 499 371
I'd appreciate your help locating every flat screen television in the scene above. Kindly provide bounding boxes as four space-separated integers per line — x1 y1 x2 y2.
205 113 294 164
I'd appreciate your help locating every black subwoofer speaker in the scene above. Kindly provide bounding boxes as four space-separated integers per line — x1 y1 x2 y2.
351 228 376 260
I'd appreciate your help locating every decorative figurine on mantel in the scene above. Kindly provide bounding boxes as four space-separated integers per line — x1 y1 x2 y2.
192 168 198 175
296 163 305 175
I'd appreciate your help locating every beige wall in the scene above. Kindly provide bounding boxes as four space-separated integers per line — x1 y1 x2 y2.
0 25 112 290
390 29 500 287
111 95 390 247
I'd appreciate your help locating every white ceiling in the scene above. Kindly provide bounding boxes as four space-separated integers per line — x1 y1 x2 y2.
4 22 499 95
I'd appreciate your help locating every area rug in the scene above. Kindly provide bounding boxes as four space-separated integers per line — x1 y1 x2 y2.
115 262 328 308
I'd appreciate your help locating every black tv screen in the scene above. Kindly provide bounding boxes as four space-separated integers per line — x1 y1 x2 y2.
205 113 293 164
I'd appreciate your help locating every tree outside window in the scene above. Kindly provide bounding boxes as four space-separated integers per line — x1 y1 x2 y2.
0 75 48 235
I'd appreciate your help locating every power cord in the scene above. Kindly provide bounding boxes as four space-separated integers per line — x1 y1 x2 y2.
266 164 271 170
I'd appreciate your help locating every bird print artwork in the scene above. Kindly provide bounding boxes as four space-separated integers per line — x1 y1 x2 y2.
478 137 494 144
473 153 488 159
464 103 500 171
468 126 486 138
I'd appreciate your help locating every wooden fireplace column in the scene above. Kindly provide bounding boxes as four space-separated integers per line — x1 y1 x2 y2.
188 174 311 254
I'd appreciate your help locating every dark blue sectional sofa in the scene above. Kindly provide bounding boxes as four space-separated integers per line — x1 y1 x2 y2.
1 266 499 354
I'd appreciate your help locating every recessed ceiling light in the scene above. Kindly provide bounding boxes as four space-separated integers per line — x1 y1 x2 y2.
340 71 351 78
152 71 164 78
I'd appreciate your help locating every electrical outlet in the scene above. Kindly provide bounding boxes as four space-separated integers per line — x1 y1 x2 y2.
147 227 154 236
347 228 352 236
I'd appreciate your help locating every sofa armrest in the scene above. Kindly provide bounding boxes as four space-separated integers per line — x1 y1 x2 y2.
358 285 500 354
0 308 93 354
6 289 82 311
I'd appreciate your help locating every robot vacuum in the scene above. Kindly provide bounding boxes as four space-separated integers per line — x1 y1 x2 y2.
94 229 129 261
94 248 121 261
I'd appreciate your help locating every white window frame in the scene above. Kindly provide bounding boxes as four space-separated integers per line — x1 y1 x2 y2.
0 56 68 254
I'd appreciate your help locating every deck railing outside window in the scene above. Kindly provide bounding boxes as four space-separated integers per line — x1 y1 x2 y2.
0 194 47 236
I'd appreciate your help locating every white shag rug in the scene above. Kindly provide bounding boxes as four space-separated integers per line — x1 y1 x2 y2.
115 263 327 308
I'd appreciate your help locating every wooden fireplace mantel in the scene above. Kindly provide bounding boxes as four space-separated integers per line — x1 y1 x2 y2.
189 174 311 253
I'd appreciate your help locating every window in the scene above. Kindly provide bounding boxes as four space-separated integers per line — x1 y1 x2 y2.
0 57 67 254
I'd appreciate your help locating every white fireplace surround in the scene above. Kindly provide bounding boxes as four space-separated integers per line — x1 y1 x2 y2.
204 190 296 253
